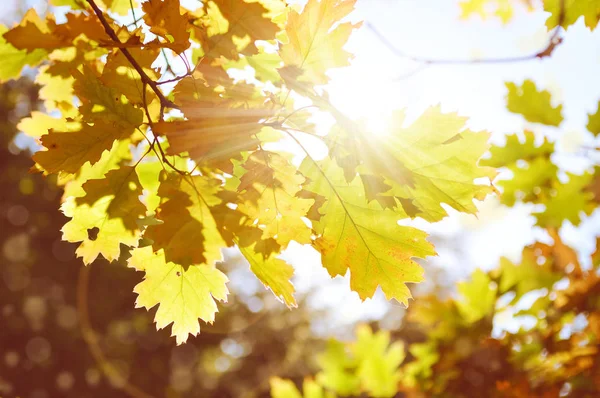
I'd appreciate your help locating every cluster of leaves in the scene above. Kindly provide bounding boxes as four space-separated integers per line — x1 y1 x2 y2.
459 0 600 30
2 0 504 344
0 76 325 398
271 234 600 397
489 78 600 228
267 14 600 394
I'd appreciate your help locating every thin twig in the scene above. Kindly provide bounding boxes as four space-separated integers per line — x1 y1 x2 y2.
161 49 177 77
156 70 193 85
85 0 179 110
365 0 566 66
128 0 138 28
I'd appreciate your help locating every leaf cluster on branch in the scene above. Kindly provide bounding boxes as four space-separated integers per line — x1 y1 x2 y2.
1 0 501 345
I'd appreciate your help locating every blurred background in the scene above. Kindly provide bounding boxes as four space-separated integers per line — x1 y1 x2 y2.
1 0 600 397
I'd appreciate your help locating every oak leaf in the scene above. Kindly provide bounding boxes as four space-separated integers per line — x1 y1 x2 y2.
301 157 435 304
544 0 600 30
129 246 229 345
279 0 361 85
142 0 190 54
587 101 600 136
3 9 67 53
145 173 226 267
237 150 313 248
239 244 297 307
0 25 46 82
33 121 131 174
61 165 145 264
73 68 144 130
505 80 564 126
204 0 279 59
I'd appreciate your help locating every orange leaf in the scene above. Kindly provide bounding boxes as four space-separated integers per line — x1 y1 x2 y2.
142 0 190 54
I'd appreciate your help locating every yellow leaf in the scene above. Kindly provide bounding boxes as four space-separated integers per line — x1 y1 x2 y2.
77 166 147 231
545 0 600 30
0 24 46 82
100 46 160 105
301 157 435 304
207 0 279 57
61 166 145 264
129 246 229 345
17 111 77 139
237 150 313 248
105 0 137 15
456 269 497 323
155 71 272 173
35 65 75 112
74 67 144 129
459 0 520 24
3 9 67 52
142 0 190 54
239 244 297 307
33 121 131 174
145 173 226 267
279 0 361 85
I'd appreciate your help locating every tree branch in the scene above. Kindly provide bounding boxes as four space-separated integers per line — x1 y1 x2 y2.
365 0 566 67
85 0 179 110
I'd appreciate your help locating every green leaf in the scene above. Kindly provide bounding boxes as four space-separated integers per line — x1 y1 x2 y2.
129 246 229 345
330 107 496 221
456 269 497 323
498 249 561 301
505 80 564 126
482 132 557 207
301 157 435 304
535 172 595 227
587 101 600 136
352 325 404 398
481 131 554 168
316 339 361 396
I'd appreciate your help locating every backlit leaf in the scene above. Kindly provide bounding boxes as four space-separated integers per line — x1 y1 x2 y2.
33 121 131 174
61 165 145 264
544 0 600 30
142 0 190 53
279 0 361 85
456 268 497 323
301 157 435 304
587 101 600 136
129 246 229 345
145 173 226 267
0 25 46 82
505 80 564 126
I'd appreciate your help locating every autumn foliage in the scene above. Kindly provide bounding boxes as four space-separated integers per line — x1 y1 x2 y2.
2 0 600 396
